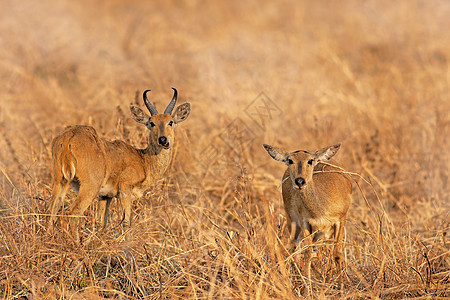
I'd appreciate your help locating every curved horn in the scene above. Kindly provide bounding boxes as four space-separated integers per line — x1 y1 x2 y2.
143 89 158 116
164 87 178 114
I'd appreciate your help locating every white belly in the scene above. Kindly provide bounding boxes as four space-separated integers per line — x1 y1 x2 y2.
99 184 117 197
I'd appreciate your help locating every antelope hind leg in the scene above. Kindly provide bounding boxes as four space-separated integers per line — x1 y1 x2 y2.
48 178 71 231
67 185 100 242
96 196 112 229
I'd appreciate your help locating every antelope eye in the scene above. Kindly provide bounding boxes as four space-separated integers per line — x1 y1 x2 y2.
149 121 156 127
307 159 314 165
168 121 173 126
287 159 294 165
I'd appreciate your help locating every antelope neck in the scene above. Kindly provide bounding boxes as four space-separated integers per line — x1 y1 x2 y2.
145 143 165 156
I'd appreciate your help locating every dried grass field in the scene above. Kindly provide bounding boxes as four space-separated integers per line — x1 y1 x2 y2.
0 0 449 298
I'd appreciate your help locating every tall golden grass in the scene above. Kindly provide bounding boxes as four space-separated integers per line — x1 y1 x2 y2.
0 0 449 298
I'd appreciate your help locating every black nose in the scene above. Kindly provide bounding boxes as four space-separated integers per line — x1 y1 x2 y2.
158 136 168 146
295 177 306 188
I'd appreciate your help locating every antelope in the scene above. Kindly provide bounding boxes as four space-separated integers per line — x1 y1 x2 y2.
48 88 190 241
263 143 352 270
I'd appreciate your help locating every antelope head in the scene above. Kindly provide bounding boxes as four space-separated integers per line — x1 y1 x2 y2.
130 88 190 151
263 143 341 190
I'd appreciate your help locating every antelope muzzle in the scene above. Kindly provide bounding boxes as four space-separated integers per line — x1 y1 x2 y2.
158 136 169 148
294 177 306 189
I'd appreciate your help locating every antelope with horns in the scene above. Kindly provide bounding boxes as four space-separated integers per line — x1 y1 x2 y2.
263 143 352 270
48 88 190 241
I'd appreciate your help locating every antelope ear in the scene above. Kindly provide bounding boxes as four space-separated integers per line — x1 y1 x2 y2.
315 143 341 162
130 105 150 124
263 144 289 162
172 103 190 123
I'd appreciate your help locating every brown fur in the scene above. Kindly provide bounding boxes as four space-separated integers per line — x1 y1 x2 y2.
47 91 190 241
263 143 352 270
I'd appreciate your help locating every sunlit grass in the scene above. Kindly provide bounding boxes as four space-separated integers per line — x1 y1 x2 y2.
0 0 449 298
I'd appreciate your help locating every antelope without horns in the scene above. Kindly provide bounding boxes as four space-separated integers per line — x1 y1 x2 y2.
48 88 190 241
263 143 352 268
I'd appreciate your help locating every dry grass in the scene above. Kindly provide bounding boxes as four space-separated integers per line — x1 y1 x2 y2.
1 0 449 298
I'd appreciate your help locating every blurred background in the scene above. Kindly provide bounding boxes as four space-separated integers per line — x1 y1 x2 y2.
1 0 448 215
0 0 448 298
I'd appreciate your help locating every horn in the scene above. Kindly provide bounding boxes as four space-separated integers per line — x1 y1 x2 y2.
163 87 178 114
143 89 158 116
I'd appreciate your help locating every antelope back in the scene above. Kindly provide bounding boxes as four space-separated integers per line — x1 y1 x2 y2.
48 88 192 240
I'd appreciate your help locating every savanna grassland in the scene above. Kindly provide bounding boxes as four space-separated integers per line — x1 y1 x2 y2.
0 0 449 298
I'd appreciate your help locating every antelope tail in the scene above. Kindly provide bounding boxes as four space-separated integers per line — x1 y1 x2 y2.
60 143 76 181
